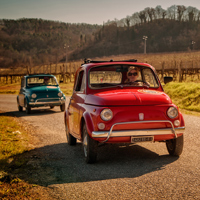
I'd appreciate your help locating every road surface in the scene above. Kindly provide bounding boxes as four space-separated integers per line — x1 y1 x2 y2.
0 94 199 199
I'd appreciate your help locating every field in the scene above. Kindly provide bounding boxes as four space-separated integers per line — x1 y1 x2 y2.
1 51 200 84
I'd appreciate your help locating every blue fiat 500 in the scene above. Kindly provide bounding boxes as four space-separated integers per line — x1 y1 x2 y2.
17 74 66 114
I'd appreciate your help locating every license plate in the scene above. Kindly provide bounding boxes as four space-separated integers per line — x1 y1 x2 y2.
131 136 154 143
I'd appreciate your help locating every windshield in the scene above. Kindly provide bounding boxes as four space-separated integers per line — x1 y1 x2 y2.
89 65 159 88
26 76 58 87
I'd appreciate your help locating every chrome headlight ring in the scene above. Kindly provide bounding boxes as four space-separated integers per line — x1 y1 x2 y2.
58 92 63 97
100 109 113 121
167 107 178 119
31 93 37 98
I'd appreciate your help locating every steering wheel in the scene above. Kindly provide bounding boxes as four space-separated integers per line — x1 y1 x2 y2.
134 80 150 87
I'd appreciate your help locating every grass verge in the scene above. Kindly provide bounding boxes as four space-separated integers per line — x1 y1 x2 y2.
164 82 200 112
0 114 52 199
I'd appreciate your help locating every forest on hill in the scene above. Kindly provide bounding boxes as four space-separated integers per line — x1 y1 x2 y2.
0 5 200 69
71 5 200 60
0 18 101 69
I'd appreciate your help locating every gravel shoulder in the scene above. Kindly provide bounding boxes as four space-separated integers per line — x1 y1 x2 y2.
0 94 200 199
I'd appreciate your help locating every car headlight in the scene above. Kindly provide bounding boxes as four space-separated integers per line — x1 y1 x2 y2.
100 109 113 121
167 107 178 119
58 92 63 97
31 93 37 98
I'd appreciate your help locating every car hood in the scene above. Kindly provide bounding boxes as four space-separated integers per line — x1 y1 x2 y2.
85 89 172 106
27 86 60 93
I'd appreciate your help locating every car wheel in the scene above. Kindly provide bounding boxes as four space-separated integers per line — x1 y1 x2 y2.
83 124 98 164
166 135 183 156
17 99 23 112
60 103 65 112
66 123 76 145
24 100 31 114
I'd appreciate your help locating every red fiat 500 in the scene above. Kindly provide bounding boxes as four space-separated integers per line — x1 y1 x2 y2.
64 59 185 163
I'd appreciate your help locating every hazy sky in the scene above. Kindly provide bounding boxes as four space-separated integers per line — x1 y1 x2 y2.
0 0 200 25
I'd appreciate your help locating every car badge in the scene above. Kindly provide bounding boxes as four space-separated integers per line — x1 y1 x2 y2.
47 95 49 98
139 113 144 120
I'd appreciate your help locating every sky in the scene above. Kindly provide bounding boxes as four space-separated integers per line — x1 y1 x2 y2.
0 0 200 25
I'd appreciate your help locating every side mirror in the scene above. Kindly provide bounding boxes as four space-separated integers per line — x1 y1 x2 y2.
164 76 173 84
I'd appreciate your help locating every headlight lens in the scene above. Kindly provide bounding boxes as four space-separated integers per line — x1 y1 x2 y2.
167 107 178 119
58 92 63 97
100 109 113 121
31 93 37 98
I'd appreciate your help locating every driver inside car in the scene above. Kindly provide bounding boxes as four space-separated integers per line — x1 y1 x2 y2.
125 66 140 85
125 66 150 87
43 76 50 85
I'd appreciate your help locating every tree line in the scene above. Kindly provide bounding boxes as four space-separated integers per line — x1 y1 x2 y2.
71 5 200 60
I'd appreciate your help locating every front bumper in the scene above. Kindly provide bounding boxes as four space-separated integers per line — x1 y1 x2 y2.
92 120 185 143
29 97 65 106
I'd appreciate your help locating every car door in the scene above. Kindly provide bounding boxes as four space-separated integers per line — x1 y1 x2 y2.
18 77 26 106
68 70 86 138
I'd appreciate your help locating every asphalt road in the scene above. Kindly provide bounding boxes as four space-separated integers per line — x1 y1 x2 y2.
0 94 200 199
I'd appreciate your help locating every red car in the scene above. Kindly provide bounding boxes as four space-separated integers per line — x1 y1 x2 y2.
64 59 185 163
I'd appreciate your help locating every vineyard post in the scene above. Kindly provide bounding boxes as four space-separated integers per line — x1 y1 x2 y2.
161 61 165 78
70 63 72 82
178 61 182 82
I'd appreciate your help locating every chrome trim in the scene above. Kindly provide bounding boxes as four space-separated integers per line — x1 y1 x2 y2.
29 98 65 106
91 120 185 143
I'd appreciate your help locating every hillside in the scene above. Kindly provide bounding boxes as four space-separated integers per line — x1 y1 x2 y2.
0 18 101 68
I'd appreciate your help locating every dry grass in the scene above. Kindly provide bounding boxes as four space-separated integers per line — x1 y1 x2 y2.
0 114 54 200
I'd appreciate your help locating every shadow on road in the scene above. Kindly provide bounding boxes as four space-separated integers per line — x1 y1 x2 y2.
0 108 63 117
3 142 179 186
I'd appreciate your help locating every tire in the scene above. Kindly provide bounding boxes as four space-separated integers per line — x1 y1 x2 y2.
17 99 23 112
24 100 31 114
66 123 76 145
60 103 65 112
83 124 98 164
166 135 184 156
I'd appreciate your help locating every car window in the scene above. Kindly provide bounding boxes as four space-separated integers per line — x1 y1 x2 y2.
75 70 85 92
89 65 122 88
26 76 58 87
142 68 159 87
89 65 159 89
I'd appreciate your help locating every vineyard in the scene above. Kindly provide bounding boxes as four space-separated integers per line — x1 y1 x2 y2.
0 51 200 84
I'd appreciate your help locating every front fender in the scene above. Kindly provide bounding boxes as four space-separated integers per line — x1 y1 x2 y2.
179 112 185 127
25 96 30 105
82 111 95 138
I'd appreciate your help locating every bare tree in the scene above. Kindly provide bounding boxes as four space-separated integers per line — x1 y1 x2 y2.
167 5 177 20
139 11 147 23
125 16 131 29
177 5 186 22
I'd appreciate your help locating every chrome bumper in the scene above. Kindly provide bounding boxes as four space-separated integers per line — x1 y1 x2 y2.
29 98 65 106
92 120 185 143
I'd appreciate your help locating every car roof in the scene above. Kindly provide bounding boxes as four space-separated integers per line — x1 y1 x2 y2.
24 74 55 78
80 59 155 71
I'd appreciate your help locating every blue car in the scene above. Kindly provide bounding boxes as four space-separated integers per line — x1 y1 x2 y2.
17 74 66 114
